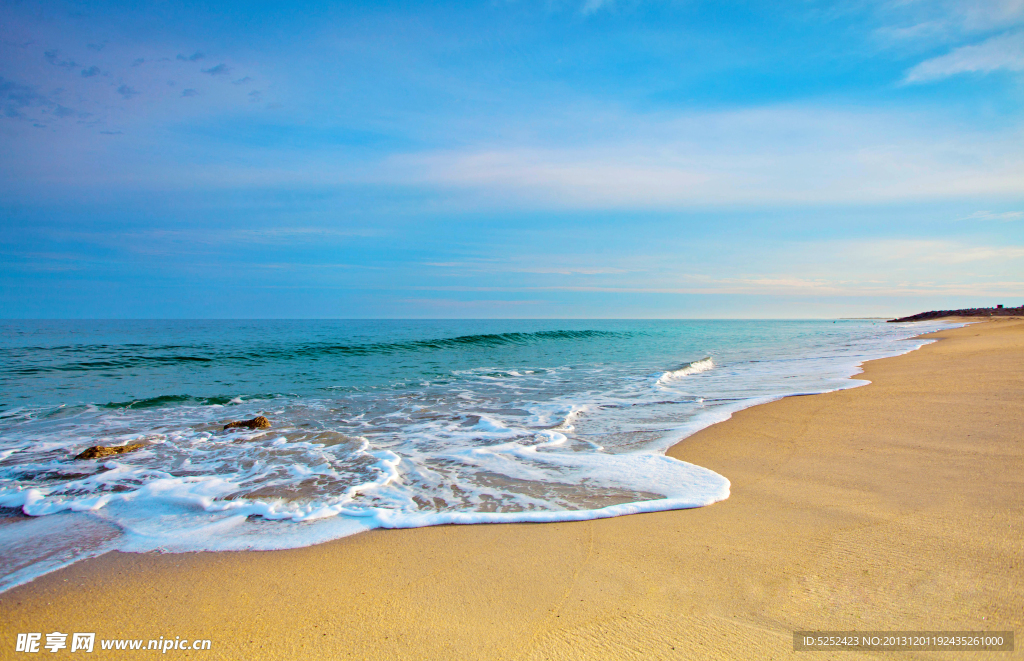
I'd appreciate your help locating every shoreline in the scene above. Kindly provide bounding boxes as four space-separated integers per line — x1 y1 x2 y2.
1 317 1021 659
0 319 942 594
0 319 939 591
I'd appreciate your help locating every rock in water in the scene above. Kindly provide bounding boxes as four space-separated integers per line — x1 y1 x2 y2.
224 416 271 430
75 443 145 460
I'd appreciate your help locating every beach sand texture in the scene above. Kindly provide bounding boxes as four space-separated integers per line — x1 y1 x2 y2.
1 318 1020 660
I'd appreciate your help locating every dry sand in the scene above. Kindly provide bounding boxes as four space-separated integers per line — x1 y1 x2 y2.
1 318 1021 660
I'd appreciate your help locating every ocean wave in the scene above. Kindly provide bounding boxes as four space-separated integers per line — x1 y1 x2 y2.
3 329 629 375
3 355 215 375
656 357 714 386
285 329 630 357
100 394 273 409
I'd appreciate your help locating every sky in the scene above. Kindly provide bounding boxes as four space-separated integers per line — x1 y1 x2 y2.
1 0 1022 318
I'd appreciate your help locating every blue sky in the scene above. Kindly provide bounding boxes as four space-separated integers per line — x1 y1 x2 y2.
1 0 1022 318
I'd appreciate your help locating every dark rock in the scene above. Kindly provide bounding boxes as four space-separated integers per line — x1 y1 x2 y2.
224 416 271 430
75 443 145 460
888 306 1024 322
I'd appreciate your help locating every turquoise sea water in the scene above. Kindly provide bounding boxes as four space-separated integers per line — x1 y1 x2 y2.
0 319 950 591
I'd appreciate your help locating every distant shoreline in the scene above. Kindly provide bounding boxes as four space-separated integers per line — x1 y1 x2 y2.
889 306 1024 322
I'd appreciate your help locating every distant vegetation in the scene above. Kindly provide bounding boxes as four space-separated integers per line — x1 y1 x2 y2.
888 306 1024 322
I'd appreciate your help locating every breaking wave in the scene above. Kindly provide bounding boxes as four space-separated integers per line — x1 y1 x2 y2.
5 329 631 375
656 357 714 387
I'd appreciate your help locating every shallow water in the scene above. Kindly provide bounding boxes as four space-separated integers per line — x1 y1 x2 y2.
0 319 951 591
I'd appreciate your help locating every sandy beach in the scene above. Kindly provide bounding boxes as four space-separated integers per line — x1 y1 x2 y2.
1 318 1020 660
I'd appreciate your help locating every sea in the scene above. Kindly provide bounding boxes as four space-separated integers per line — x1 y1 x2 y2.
0 318 954 592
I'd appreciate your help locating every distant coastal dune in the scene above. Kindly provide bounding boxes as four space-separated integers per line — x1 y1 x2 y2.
889 305 1024 322
1 318 1020 659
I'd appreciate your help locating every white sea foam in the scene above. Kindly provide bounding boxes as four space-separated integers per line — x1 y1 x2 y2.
656 356 714 387
552 404 587 431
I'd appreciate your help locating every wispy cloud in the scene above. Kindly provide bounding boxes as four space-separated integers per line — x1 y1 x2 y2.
580 0 614 15
38 227 381 250
43 49 76 68
961 210 1024 221
883 242 1024 264
952 0 1024 32
395 298 546 307
904 30 1024 82
424 261 630 276
403 280 1024 297
202 63 232 76
381 107 1024 208
408 238 1024 298
875 0 1024 44
4 99 1019 208
0 33 261 133
0 77 53 119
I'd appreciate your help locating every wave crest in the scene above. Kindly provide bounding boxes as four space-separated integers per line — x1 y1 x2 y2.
656 357 714 386
8 329 630 375
293 329 628 357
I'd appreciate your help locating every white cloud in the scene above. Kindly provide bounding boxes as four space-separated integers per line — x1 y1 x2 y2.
958 0 1024 31
411 238 1024 298
950 0 1024 33
904 30 1024 82
4 101 1022 211
876 0 1024 45
395 298 546 307
580 0 614 14
425 261 630 275
405 279 1024 297
961 210 1024 221
380 106 1024 208
873 241 1024 264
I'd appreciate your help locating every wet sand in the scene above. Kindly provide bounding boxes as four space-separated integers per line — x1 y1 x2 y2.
1 318 1021 660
